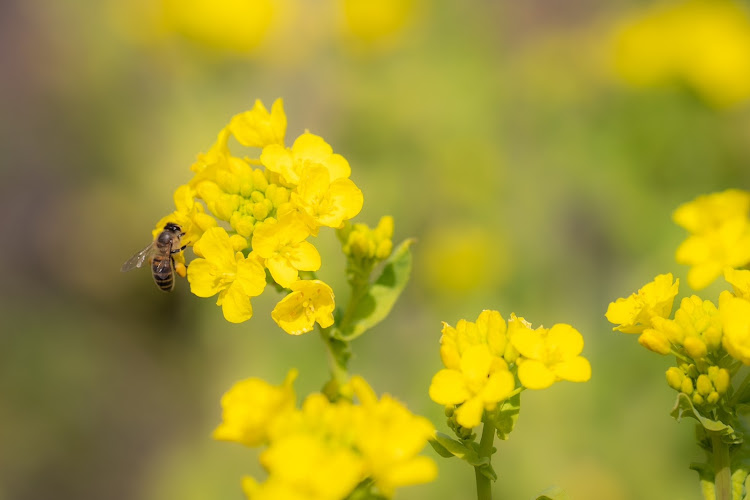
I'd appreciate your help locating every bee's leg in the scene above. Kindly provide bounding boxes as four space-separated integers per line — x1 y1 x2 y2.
171 245 187 254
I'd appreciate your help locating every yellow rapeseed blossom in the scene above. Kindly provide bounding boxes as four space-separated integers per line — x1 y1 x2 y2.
291 165 363 230
271 280 335 335
161 0 274 54
252 216 322 288
429 344 515 428
611 0 750 108
229 98 287 149
349 376 437 496
261 132 352 187
606 273 680 334
213 369 298 447
674 189 750 290
648 295 722 359
187 227 266 323
339 215 394 262
439 310 509 369
725 268 750 300
511 324 592 390
720 291 750 364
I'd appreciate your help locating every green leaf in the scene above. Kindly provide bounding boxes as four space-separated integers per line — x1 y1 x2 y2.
336 239 414 341
535 486 571 500
430 433 489 467
489 392 521 440
671 393 742 444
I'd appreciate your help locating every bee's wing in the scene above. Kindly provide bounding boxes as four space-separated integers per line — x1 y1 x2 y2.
121 242 156 272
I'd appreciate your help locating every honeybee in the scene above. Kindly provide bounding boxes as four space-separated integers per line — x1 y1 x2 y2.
121 222 186 291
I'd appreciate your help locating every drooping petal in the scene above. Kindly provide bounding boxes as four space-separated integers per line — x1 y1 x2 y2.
454 397 484 429
218 283 254 323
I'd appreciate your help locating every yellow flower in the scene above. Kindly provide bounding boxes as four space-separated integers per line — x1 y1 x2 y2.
605 273 680 334
649 295 722 358
229 98 287 149
272 280 335 335
349 376 437 497
153 184 217 248
342 0 418 45
439 310 508 370
161 0 274 54
339 215 394 261
252 216 321 288
720 291 750 364
674 189 750 289
187 227 266 323
511 323 591 390
429 344 515 428
725 267 750 300
261 132 351 187
213 369 298 447
291 165 363 230
611 0 750 108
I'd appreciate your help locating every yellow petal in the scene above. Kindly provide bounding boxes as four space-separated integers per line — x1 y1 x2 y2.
454 397 484 428
518 359 556 390
428 369 470 405
480 369 515 404
187 259 222 297
547 323 584 359
218 284 254 323
266 256 299 289
553 356 592 383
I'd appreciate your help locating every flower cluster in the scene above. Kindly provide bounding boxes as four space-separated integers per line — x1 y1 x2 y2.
611 0 750 108
673 189 750 290
606 269 750 411
214 372 437 500
429 310 591 429
153 99 363 330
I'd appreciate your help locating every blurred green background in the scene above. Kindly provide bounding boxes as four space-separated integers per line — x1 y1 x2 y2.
3 0 750 499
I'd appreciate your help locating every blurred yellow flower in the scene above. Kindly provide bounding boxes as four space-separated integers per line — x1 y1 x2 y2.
720 291 750 364
648 295 722 359
341 0 418 45
439 310 508 370
261 132 351 187
230 98 287 149
272 280 335 335
349 376 437 497
612 0 750 108
725 268 750 300
162 0 275 53
674 190 750 290
429 344 515 428
187 227 267 323
213 369 298 447
511 323 592 390
606 273 680 334
252 216 321 287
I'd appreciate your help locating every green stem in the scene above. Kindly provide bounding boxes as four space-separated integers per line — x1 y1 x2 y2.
319 327 350 394
475 417 496 500
710 430 731 500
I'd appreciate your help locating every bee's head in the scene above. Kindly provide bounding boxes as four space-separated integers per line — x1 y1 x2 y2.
164 222 182 234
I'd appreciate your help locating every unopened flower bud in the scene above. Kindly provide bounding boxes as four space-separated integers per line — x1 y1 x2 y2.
712 368 730 394
666 367 684 391
683 336 708 360
639 330 671 355
693 393 704 406
696 374 712 396
707 392 720 405
681 378 694 395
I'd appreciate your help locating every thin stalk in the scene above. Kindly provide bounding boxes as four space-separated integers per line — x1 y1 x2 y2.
475 417 496 500
319 327 350 391
710 430 731 500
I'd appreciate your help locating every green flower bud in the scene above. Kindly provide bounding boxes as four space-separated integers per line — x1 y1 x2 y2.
692 393 704 406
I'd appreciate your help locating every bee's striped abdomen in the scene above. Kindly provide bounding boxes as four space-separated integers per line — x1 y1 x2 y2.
151 256 175 292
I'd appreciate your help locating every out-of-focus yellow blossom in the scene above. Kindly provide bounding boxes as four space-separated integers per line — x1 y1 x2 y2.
606 273 680 334
349 376 437 496
720 291 750 364
510 323 592 390
429 344 515 428
230 98 287 149
665 364 730 406
213 369 298 447
252 216 321 287
261 132 351 187
725 268 750 300
647 296 722 359
291 165 363 230
612 0 750 108
439 310 508 369
673 190 750 290
161 0 275 53
341 0 418 45
187 227 266 323
271 280 335 335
